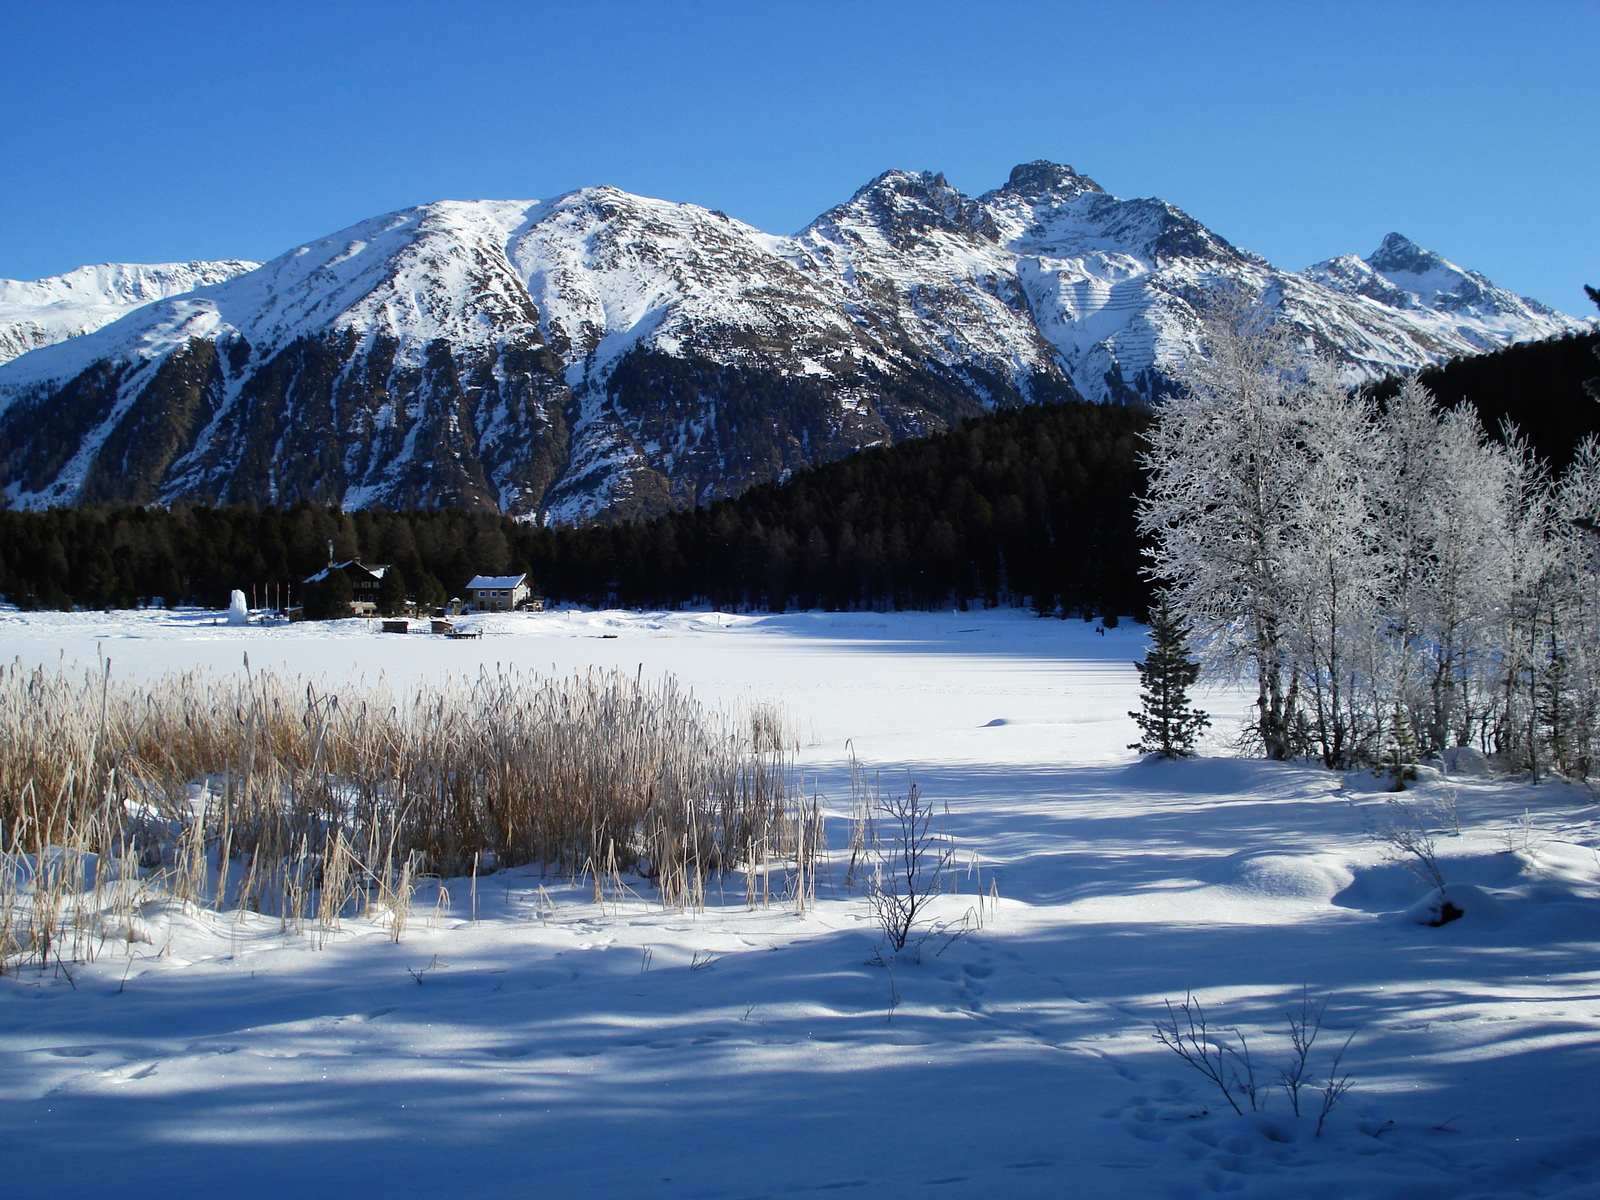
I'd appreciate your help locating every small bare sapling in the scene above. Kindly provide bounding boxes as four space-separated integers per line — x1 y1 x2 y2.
1279 985 1358 1137
1155 989 1357 1135
1373 799 1447 891
1153 992 1260 1116
865 780 956 953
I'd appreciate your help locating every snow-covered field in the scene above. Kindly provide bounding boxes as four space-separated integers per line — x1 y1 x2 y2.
3 606 1598 1199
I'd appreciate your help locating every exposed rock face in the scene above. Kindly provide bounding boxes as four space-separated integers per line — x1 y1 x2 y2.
0 165 1585 521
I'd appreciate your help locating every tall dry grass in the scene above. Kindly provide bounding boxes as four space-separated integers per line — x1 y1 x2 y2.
0 658 817 972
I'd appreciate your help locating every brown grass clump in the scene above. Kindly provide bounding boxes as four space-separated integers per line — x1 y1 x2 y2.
0 659 816 971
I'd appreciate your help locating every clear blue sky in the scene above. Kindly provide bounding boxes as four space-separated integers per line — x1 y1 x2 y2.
1 0 1594 313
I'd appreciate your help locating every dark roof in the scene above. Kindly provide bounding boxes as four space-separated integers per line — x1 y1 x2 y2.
303 560 390 584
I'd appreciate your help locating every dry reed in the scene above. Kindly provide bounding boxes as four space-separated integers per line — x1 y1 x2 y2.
0 659 814 972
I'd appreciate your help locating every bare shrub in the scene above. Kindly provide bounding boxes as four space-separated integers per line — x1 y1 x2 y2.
1432 787 1462 837
1372 799 1447 890
1503 808 1549 856
1154 992 1259 1116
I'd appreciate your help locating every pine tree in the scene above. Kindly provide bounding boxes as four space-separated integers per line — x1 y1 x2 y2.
1381 704 1420 791
302 569 353 620
377 564 408 616
1129 601 1211 757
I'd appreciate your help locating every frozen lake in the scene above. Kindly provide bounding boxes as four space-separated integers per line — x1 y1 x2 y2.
2 606 1597 1199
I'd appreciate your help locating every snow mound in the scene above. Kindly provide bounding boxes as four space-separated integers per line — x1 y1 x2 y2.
1402 883 1501 926
1228 854 1353 902
1440 745 1492 776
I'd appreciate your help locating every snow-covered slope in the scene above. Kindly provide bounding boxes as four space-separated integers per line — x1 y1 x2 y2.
506 188 917 520
0 165 1585 520
0 260 259 366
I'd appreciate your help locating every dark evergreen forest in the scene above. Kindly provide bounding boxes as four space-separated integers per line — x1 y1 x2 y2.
1369 326 1600 469
0 399 1150 617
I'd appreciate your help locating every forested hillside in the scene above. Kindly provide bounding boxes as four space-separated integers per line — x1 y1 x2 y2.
0 399 1149 617
1370 326 1600 469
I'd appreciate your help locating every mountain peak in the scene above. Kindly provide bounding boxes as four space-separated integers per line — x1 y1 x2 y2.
998 160 1104 199
815 168 996 245
855 168 958 199
1367 232 1447 276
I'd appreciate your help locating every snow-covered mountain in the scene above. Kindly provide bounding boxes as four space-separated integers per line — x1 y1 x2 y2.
1302 231 1572 349
0 164 1584 521
0 260 260 366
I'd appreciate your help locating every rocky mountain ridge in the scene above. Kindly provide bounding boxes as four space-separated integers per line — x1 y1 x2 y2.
0 162 1584 521
0 259 260 366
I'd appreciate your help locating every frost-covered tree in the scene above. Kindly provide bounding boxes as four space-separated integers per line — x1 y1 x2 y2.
1371 380 1445 730
1142 290 1600 778
1544 435 1600 777
1374 394 1513 754
1129 601 1210 757
1140 292 1343 759
1487 432 1557 776
1281 383 1384 767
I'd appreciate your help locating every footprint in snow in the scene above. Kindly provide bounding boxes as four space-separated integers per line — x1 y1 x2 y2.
1102 1058 1141 1082
482 1045 533 1059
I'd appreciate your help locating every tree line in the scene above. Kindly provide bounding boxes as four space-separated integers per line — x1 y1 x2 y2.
0 399 1151 618
1367 320 1600 471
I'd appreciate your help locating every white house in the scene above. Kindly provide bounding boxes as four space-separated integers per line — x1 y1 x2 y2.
465 573 534 612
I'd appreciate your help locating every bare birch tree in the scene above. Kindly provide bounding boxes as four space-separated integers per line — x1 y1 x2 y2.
1141 293 1341 759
